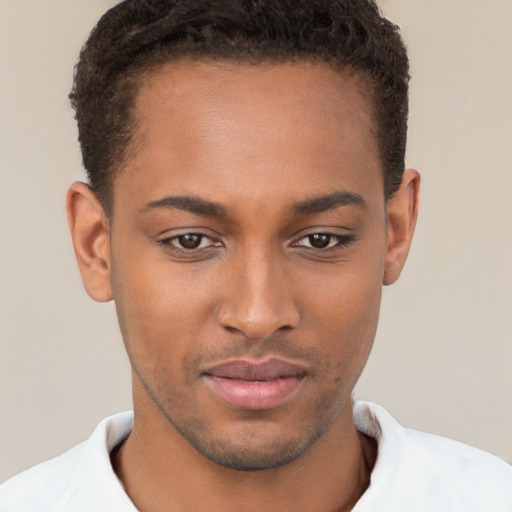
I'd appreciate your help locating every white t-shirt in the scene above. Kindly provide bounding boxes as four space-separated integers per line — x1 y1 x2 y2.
1 402 510 511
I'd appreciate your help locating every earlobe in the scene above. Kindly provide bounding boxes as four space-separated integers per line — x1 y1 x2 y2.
383 169 420 286
66 182 113 302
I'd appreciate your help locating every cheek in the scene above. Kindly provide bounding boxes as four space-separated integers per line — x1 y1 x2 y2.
111 254 219 366
321 280 381 358
296 254 384 374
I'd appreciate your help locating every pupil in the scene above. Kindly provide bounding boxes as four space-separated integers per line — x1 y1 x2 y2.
310 234 331 249
179 234 202 249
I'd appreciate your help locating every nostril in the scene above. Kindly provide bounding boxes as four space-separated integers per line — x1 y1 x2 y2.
223 325 242 335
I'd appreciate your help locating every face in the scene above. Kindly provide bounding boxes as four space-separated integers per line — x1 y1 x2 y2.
106 61 394 471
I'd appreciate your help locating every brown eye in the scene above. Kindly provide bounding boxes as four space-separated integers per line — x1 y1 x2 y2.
293 233 355 251
159 232 223 259
162 233 212 251
175 234 204 249
308 233 332 249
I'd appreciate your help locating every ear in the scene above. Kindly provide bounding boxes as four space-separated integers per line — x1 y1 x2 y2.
383 169 421 285
66 182 113 302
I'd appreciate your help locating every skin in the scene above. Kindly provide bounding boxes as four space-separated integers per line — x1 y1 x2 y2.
67 61 419 512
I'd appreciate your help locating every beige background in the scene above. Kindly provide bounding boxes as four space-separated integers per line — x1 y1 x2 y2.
1 0 511 482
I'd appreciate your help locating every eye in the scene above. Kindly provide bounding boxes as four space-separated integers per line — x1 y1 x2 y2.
163 233 217 251
296 233 349 250
302 233 335 249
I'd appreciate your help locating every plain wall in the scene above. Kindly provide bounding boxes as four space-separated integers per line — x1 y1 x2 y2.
1 0 511 482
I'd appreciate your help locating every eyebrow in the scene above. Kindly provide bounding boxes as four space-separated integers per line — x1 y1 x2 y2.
141 190 365 218
141 195 227 217
293 191 366 215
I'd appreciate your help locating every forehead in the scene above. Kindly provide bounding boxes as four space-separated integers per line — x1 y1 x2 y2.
136 59 373 115
116 60 382 213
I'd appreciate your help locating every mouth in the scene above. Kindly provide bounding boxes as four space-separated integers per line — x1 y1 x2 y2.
202 358 306 410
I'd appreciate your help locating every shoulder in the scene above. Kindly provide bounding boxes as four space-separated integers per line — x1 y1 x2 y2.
403 424 512 503
0 442 86 511
0 412 134 512
354 401 512 511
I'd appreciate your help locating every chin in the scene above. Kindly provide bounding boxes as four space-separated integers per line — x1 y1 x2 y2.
187 434 318 472
166 409 333 472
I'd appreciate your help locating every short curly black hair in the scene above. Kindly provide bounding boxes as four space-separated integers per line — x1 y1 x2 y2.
70 0 409 215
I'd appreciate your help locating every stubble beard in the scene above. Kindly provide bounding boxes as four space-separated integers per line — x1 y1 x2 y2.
134 361 350 472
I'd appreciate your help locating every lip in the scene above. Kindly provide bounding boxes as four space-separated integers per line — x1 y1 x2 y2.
203 358 306 410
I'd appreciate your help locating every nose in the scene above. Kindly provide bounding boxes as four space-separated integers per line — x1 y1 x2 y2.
217 248 299 341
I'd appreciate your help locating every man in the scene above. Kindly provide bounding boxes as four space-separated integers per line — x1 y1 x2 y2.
0 0 510 510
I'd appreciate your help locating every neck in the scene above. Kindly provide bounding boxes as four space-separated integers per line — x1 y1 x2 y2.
112 390 376 512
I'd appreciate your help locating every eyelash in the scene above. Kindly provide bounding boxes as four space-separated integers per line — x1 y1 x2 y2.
159 232 220 252
292 233 356 252
159 232 356 255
